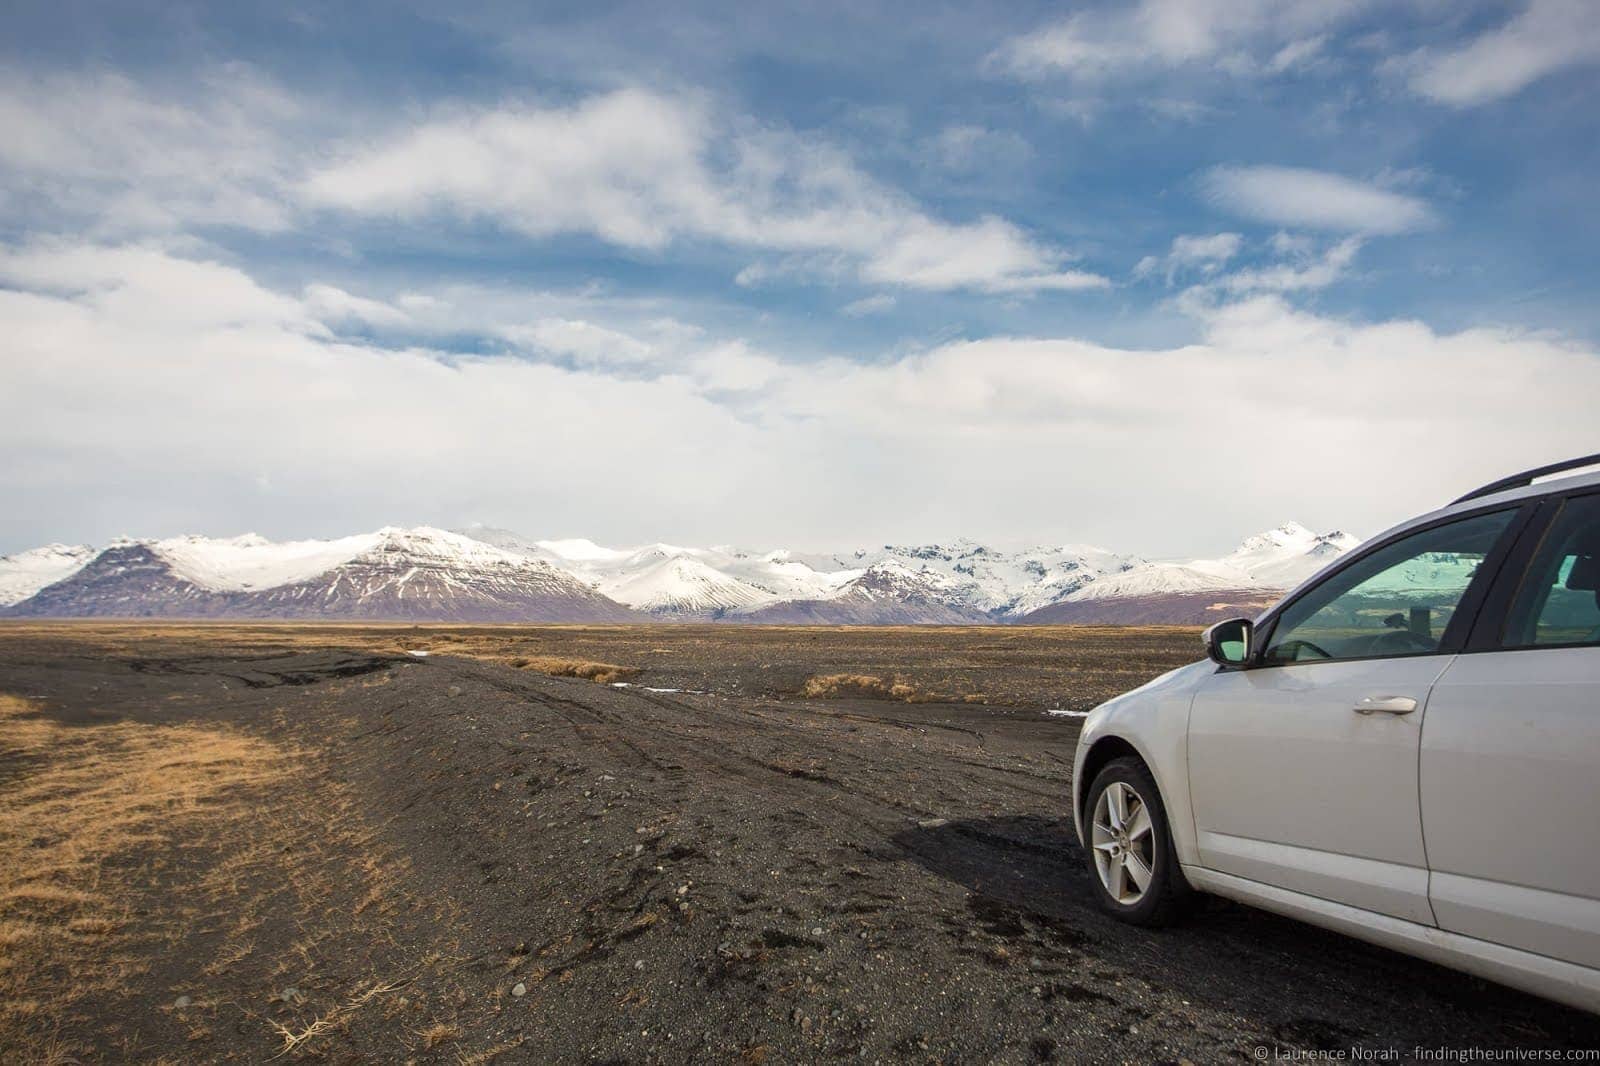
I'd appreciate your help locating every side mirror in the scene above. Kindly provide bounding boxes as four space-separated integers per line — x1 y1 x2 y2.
1203 617 1253 668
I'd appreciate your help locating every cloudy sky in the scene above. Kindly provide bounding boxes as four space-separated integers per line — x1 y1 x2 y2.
2 0 1598 557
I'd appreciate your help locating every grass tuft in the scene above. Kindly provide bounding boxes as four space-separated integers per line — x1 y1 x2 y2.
801 673 936 702
506 656 635 685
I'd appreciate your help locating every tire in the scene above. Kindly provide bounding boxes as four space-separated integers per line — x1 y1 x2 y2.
1084 756 1191 926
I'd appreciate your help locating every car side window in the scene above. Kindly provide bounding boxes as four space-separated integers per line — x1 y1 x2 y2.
1503 494 1600 649
1263 510 1516 665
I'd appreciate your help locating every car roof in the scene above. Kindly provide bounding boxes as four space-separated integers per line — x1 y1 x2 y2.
1372 466 1600 550
1259 464 1599 620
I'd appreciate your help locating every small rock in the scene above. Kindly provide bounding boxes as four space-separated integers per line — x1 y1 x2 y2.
633 844 645 855
917 817 949 829
511 982 527 998
173 995 192 1009
810 926 824 937
634 959 646 970
447 685 462 697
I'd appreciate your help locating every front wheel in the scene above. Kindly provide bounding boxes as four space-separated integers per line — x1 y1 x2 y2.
1085 756 1190 926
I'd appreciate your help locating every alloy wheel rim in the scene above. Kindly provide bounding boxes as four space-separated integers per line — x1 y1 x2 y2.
1091 781 1155 905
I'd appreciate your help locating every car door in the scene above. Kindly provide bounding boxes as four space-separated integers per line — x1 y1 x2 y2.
1187 507 1522 925
1422 490 1600 969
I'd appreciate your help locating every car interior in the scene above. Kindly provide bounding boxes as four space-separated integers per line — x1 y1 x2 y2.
1506 498 1600 647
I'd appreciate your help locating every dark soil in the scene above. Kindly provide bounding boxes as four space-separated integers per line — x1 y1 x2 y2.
2 624 1596 1063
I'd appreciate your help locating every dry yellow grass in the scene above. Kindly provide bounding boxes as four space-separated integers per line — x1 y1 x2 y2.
506 656 635 684
419 1020 462 1049
801 673 934 702
0 692 291 1059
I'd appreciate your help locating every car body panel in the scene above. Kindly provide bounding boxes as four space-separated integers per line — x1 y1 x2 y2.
1422 647 1600 970
1187 656 1449 925
1072 659 1211 865
1184 865 1600 1015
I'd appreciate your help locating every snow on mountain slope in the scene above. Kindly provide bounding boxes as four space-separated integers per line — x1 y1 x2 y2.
6 527 641 621
264 526 638 620
0 544 95 605
1063 560 1251 602
151 532 380 591
813 539 1137 617
469 529 859 604
1062 523 1358 604
736 559 994 624
710 550 860 601
1224 522 1361 589
602 555 778 616
3 521 1362 624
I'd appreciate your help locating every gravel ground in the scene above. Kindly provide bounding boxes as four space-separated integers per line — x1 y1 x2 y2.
1 625 1596 1063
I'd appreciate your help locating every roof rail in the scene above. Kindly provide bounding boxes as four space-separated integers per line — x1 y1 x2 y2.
1452 453 1600 505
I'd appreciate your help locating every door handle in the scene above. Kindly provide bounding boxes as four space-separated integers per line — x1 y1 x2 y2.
1354 696 1418 716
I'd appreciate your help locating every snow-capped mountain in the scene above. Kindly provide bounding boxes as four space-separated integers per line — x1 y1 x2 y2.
466 527 854 618
737 558 995 624
1 522 1361 624
6 527 640 622
0 544 96 606
833 539 1138 617
1021 522 1361 624
1059 522 1358 603
603 555 778 616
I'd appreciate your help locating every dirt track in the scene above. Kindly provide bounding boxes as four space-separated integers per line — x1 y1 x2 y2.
2 625 1597 1063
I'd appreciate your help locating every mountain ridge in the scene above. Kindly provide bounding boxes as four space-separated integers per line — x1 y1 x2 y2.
0 522 1360 624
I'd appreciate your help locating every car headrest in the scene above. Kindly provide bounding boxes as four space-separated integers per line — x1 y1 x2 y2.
1568 551 1598 592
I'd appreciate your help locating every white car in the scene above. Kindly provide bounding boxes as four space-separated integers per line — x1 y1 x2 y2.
1072 454 1600 1013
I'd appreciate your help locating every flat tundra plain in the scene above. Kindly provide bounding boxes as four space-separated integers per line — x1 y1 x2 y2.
2 623 1596 1064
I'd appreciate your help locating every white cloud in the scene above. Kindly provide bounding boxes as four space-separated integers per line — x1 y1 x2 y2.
1405 0 1600 106
303 284 411 329
994 0 1364 80
0 75 1101 299
925 125 1033 172
500 318 658 368
841 294 896 317
1266 35 1328 73
1201 165 1435 234
1134 232 1242 282
0 67 297 234
1214 236 1363 294
303 90 1104 295
2 240 1595 555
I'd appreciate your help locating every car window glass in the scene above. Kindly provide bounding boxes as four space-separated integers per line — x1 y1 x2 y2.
1263 510 1515 665
1503 495 1600 648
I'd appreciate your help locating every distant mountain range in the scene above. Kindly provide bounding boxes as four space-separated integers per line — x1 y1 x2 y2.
0 522 1361 625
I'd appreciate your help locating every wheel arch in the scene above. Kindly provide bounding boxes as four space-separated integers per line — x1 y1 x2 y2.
1075 734 1147 836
